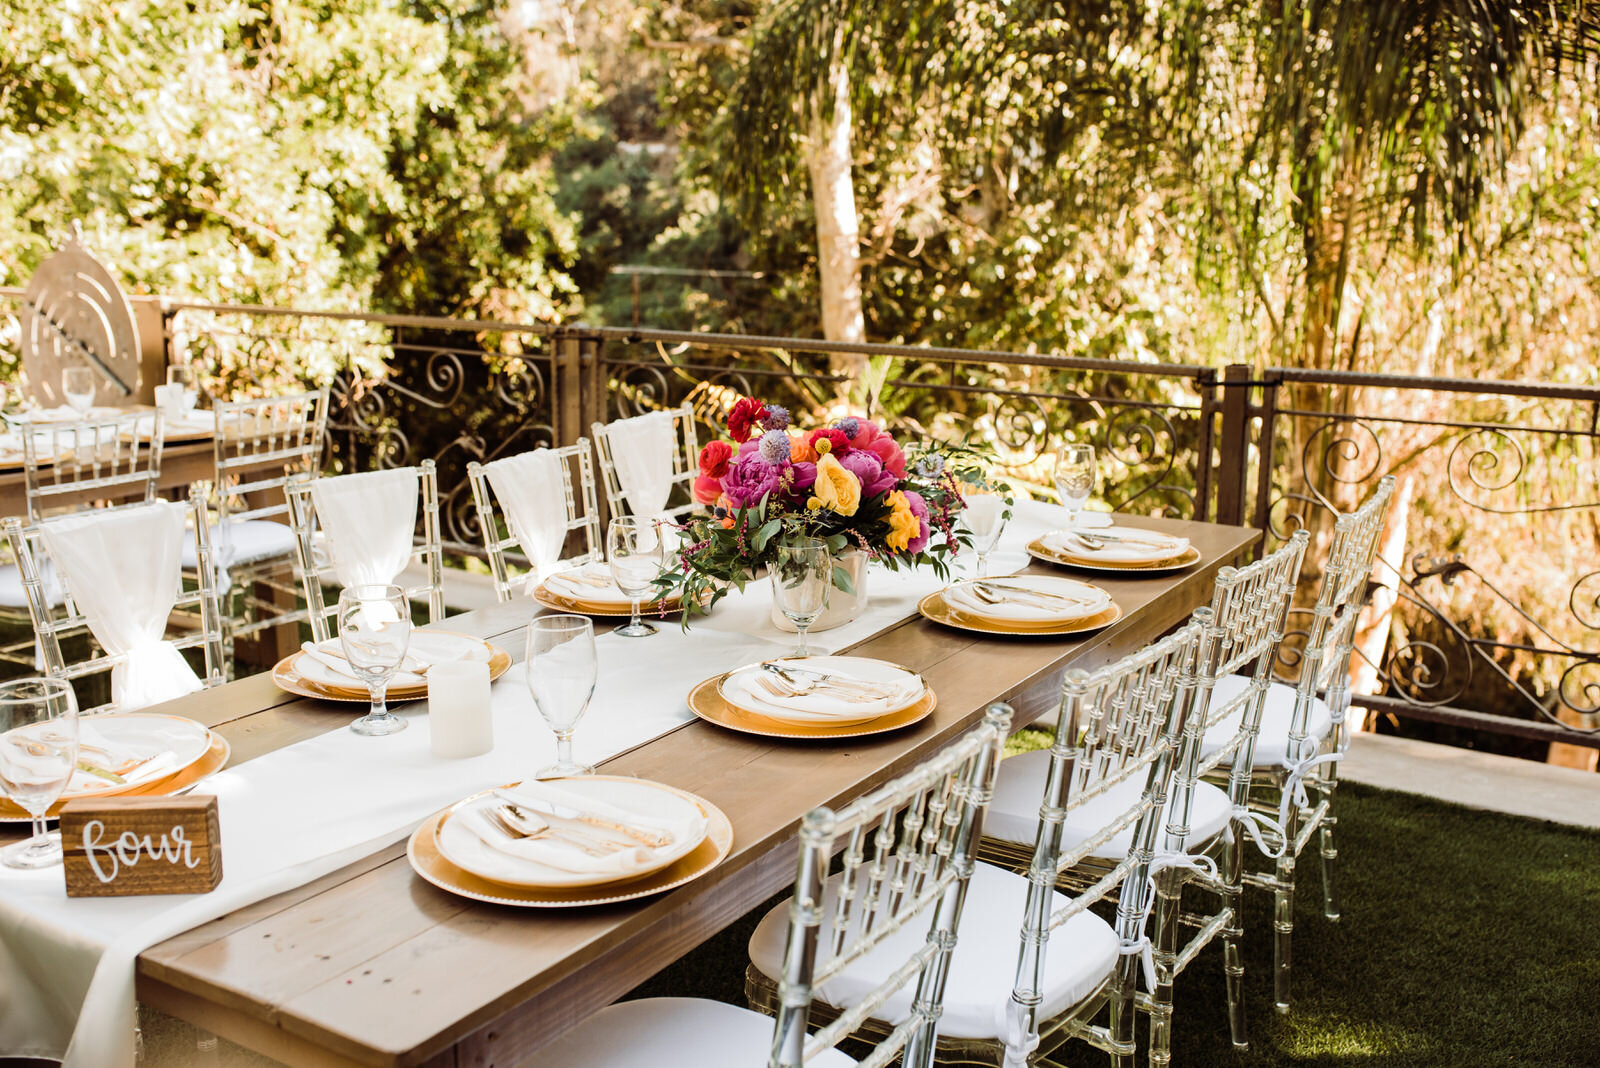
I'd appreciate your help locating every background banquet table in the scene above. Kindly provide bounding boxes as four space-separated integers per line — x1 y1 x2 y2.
107 515 1257 1067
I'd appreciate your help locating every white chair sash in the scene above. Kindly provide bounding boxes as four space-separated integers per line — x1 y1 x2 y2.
606 412 676 517
483 449 567 590
309 468 418 588
40 502 202 711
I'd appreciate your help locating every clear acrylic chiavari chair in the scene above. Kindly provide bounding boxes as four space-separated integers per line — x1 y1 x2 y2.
187 389 329 659
1198 476 1395 1012
466 440 603 603
3 489 225 715
747 626 1201 1068
537 705 1013 1068
590 403 702 523
21 411 163 522
285 460 446 644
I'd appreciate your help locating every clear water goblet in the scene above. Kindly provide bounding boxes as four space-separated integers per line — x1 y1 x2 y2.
959 493 1008 576
0 678 80 869
1053 443 1097 529
338 584 413 736
525 614 597 779
62 367 95 415
773 537 831 658
607 516 664 637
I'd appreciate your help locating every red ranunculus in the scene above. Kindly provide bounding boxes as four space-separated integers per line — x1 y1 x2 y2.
807 427 850 456
727 397 769 443
698 440 734 478
692 473 724 505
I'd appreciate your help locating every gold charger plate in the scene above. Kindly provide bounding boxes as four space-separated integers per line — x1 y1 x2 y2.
917 591 1124 637
0 730 231 822
271 634 512 703
687 674 937 740
407 777 733 908
1026 536 1201 573
532 584 688 618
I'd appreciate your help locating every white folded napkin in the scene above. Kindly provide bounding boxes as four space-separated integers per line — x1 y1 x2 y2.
135 410 215 437
943 577 1110 623
1042 526 1190 564
720 656 924 725
603 411 676 517
68 717 206 794
41 502 204 711
309 468 419 588
448 779 707 880
20 406 118 425
482 449 569 593
543 562 655 605
296 632 489 691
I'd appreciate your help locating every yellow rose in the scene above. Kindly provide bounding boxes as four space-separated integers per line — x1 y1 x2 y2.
884 490 920 552
812 453 862 516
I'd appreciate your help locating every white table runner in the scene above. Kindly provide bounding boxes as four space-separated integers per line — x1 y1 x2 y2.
0 498 1079 1066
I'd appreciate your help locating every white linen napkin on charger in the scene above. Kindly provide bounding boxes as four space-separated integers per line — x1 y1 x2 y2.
482 448 569 592
720 658 923 723
544 561 642 605
1042 526 1189 564
39 501 203 711
604 411 676 517
310 467 419 587
943 578 1109 623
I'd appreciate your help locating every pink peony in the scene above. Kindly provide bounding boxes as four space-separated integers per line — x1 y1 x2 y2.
865 434 907 478
780 460 818 503
902 489 931 553
837 449 897 499
720 455 785 509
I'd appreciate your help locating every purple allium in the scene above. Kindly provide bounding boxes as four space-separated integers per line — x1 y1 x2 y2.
913 453 946 478
758 428 791 464
764 405 791 431
836 416 861 438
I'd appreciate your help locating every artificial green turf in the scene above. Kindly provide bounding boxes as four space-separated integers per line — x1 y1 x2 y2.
627 748 1600 1067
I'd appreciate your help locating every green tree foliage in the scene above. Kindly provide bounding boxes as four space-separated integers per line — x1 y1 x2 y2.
0 0 580 350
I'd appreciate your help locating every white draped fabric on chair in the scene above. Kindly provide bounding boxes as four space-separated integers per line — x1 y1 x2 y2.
484 449 567 585
309 467 419 587
40 501 204 710
591 405 699 523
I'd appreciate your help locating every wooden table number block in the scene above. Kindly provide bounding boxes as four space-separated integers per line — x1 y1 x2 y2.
59 795 222 897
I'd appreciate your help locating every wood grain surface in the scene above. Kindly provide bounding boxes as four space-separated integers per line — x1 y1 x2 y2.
60 795 222 897
129 515 1258 1067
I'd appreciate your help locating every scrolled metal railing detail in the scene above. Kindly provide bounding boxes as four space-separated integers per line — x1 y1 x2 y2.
1446 428 1600 514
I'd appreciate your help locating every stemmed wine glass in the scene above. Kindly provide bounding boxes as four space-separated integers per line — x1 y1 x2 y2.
1053 443 1097 529
525 614 597 779
607 516 664 637
62 367 95 416
959 493 1008 576
0 678 80 869
773 537 831 658
338 584 413 736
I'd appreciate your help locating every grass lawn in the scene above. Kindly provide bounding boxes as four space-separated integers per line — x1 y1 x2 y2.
629 750 1600 1067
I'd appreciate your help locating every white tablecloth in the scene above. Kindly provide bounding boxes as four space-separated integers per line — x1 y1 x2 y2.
0 497 1079 1066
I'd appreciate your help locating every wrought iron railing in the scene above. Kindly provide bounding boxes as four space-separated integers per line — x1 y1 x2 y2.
4 292 1598 755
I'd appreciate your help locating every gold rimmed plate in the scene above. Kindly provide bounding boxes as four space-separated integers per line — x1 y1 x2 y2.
407 778 732 908
688 674 938 740
531 584 687 618
272 633 512 703
0 730 230 822
917 590 1123 637
1026 536 1201 574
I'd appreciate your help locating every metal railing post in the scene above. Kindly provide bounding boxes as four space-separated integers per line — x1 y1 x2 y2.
1250 370 1282 535
1213 364 1253 527
553 334 585 449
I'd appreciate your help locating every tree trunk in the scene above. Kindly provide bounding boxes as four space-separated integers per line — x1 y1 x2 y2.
806 59 866 378
1350 474 1412 731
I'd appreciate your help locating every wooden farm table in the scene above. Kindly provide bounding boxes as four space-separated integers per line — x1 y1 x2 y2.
130 516 1260 1067
0 431 215 519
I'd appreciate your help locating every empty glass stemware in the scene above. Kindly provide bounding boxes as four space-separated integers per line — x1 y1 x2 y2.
165 365 198 413
0 678 79 869
773 537 831 658
525 614 597 779
337 584 413 736
607 516 664 637
959 493 1008 576
1053 443 1097 529
61 367 95 415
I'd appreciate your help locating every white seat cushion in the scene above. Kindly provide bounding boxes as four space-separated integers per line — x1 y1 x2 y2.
748 862 1118 1041
985 752 1232 857
181 520 298 568
0 564 66 610
1197 674 1334 768
534 997 857 1068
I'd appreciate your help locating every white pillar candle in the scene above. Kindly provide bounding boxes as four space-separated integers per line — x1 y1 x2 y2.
427 661 494 758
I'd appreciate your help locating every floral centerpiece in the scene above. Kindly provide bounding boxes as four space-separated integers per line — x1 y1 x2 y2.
658 395 977 619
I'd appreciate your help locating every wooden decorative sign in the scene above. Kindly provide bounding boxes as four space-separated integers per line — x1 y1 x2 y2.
58 795 222 897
